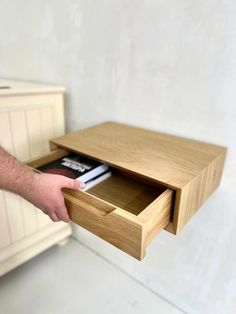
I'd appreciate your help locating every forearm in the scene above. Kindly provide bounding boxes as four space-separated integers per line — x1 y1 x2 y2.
0 147 35 197
0 146 84 222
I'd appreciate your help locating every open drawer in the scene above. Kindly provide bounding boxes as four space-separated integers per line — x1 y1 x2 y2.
26 148 174 260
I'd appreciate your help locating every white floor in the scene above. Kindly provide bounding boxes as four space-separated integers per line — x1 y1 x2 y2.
0 238 183 314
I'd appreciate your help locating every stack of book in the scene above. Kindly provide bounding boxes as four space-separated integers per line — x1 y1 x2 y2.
38 153 111 191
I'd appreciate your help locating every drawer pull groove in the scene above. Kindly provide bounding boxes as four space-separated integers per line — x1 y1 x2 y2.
63 189 116 217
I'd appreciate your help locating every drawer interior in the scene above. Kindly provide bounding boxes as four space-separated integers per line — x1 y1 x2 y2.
87 169 166 216
26 148 174 259
27 148 168 217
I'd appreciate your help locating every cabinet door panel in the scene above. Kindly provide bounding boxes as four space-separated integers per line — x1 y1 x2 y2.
40 107 54 154
0 97 65 239
0 112 14 154
10 111 29 161
26 109 44 159
0 192 11 249
0 111 25 243
4 192 25 242
21 199 38 236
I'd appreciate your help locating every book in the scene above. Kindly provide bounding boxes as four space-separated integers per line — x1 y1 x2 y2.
37 153 109 183
83 171 112 191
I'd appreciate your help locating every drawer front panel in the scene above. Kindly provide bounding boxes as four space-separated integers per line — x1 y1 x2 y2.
26 149 174 260
63 189 144 260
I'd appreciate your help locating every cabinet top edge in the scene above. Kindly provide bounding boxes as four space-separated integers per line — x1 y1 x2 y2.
50 121 227 189
0 79 65 96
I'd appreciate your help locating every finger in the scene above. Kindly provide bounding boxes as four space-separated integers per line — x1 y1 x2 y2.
62 178 85 190
49 212 60 222
54 193 71 222
55 207 71 223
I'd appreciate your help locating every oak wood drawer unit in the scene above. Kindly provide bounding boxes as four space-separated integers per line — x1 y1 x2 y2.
27 122 227 260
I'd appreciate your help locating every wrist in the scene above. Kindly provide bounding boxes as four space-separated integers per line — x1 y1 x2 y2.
15 168 38 199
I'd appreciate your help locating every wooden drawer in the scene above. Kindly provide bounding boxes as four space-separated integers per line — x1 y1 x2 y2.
27 149 174 260
26 121 226 260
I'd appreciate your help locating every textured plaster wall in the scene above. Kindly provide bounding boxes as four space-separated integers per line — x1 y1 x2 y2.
1 1 236 313
0 0 235 180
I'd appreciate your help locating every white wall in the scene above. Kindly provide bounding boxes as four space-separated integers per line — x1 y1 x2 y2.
1 1 236 313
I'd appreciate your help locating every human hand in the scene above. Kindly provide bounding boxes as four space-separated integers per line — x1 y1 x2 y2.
23 172 84 222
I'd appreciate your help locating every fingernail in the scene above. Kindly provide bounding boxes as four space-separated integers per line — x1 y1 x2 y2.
79 182 85 189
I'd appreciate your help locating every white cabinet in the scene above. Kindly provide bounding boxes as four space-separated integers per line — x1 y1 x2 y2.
0 79 71 276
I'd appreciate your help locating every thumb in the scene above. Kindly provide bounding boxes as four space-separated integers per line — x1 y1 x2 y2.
61 178 85 190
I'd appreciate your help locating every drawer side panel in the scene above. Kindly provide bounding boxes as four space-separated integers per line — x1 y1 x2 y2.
175 150 226 233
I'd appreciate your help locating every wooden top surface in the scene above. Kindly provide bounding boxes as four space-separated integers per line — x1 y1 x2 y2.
0 79 65 96
51 122 226 189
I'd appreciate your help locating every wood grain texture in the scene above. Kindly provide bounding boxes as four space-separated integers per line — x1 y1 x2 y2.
29 153 173 260
140 189 174 247
87 169 165 215
50 121 226 234
26 148 69 168
63 189 145 260
63 186 172 260
50 122 226 189
174 151 226 233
